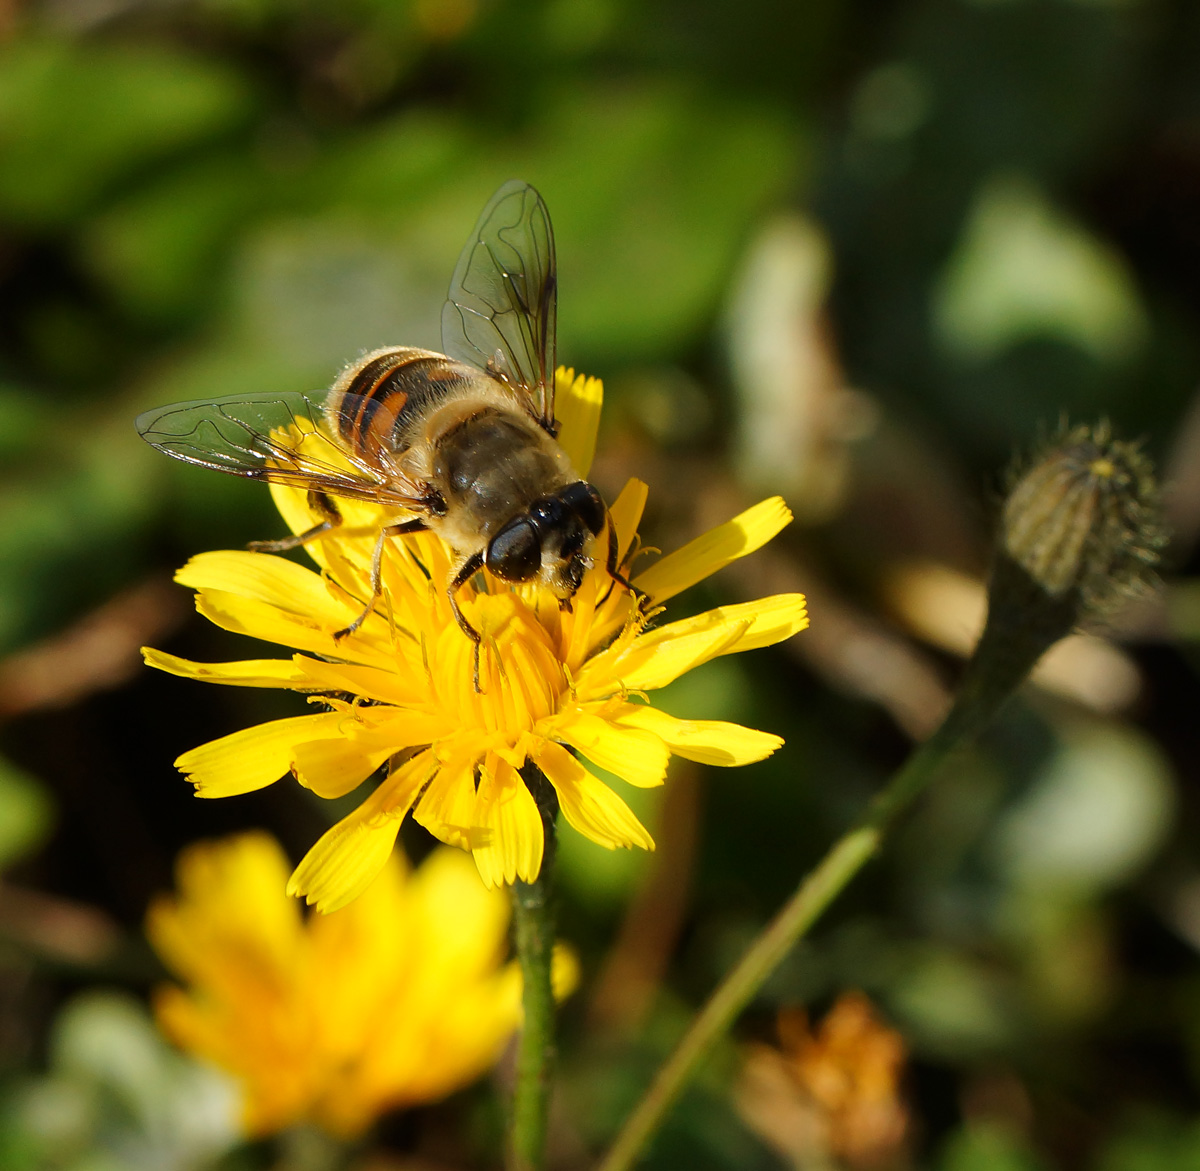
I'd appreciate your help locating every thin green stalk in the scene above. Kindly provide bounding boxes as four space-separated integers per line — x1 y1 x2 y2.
509 766 560 1171
597 573 1065 1171
278 1125 361 1171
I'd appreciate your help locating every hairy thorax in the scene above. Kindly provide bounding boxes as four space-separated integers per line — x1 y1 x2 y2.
399 388 580 556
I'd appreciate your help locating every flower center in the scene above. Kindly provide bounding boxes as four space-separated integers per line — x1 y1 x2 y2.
432 592 567 735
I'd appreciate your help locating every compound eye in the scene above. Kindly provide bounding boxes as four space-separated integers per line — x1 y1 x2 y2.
561 482 606 535
486 518 541 582
531 497 566 526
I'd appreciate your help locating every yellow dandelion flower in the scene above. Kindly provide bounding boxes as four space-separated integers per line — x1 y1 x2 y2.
147 832 577 1140
143 370 808 907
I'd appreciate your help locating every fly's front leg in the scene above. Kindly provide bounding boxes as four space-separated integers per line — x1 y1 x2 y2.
249 490 342 552
599 516 643 606
447 552 485 691
334 518 429 640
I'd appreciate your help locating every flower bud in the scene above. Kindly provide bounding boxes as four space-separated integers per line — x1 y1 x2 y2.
946 423 1166 734
1001 421 1165 616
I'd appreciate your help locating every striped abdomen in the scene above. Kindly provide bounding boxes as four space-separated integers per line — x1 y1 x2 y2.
324 346 475 465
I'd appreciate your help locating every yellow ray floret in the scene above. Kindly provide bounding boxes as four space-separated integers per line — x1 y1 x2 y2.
147 833 578 1139
143 369 808 907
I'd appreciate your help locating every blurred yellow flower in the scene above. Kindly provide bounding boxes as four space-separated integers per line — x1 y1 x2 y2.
144 369 807 907
147 832 576 1139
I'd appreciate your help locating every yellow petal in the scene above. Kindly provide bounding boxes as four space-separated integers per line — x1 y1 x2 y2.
471 759 544 888
407 847 511 968
291 736 394 800
412 749 487 853
290 820 402 916
269 480 323 545
267 484 386 562
546 711 669 787
177 550 341 617
193 590 394 668
581 593 808 696
551 943 581 1001
554 367 604 479
177 712 350 797
191 588 334 650
613 704 783 766
147 831 301 981
633 497 793 603
298 658 441 715
608 479 649 564
579 621 747 698
537 741 654 851
265 425 392 536
288 751 435 913
142 648 310 688
180 550 387 659
150 984 222 1067
709 593 809 655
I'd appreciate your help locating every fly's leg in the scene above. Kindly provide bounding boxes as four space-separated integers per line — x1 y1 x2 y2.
248 490 342 552
446 551 485 692
598 517 643 607
334 518 429 640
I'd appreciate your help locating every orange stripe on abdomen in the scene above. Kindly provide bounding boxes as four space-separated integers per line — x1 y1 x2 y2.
327 348 466 460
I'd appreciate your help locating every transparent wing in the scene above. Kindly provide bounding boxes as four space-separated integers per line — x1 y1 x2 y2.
441 180 558 430
135 391 427 509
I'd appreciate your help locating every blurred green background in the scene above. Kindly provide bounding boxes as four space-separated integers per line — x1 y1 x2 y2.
1 0 1200 1168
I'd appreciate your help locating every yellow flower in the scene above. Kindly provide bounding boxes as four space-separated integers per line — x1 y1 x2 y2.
147 833 575 1139
143 369 807 907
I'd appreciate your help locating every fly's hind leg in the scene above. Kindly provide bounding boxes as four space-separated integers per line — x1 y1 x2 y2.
333 518 429 640
248 490 342 552
446 552 485 692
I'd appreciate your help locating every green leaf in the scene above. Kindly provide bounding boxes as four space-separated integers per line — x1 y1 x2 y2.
528 83 804 360
83 154 263 322
1098 1115 1200 1171
0 37 253 225
934 173 1148 365
0 754 52 871
940 1123 1049 1171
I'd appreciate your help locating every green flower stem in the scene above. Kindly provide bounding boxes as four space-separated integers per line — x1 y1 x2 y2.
598 575 1067 1171
509 767 561 1171
279 1126 360 1171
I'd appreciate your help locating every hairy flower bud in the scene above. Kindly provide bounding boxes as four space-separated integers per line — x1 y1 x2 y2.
943 423 1166 739
1001 421 1165 615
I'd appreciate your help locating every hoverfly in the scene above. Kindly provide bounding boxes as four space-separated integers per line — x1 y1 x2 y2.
137 181 629 688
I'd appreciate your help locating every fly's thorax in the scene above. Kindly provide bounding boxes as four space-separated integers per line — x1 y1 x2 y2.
427 404 578 544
